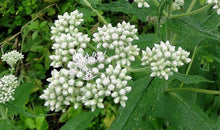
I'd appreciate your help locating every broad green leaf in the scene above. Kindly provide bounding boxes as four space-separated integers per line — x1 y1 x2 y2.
10 83 34 108
133 34 160 49
152 92 215 130
172 73 214 84
110 75 152 129
167 18 220 42
95 0 157 21
60 109 101 130
111 78 215 129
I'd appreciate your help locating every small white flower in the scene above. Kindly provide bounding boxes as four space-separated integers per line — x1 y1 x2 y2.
1 50 23 69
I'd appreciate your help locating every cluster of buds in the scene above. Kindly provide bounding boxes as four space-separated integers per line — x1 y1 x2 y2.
41 10 133 112
93 22 140 66
49 10 90 68
141 41 191 80
1 50 24 69
40 69 82 112
0 74 19 103
207 0 220 14
173 0 184 10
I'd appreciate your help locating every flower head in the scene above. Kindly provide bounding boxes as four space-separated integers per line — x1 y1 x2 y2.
1 50 24 69
141 41 191 80
0 74 19 104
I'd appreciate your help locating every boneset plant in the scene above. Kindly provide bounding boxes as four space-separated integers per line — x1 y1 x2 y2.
40 3 193 112
0 0 219 129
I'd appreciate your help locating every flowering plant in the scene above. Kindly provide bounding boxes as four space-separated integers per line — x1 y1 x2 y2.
0 0 219 129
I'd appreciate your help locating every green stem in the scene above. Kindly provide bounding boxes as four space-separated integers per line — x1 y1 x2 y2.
165 88 220 95
83 0 108 25
0 105 8 119
171 4 212 18
186 0 197 13
180 45 198 88
127 67 151 73
166 4 172 41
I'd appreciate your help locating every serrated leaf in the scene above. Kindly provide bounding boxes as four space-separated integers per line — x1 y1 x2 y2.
60 109 101 130
172 73 214 84
111 78 215 129
167 18 220 41
110 75 152 129
95 0 157 21
2 103 40 118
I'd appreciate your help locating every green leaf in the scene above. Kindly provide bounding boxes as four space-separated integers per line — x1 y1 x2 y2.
2 103 40 118
60 109 101 130
111 78 215 129
25 118 36 129
8 83 34 109
172 73 214 84
167 18 220 42
95 0 157 21
0 119 19 130
32 31 38 40
132 34 160 49
110 75 152 129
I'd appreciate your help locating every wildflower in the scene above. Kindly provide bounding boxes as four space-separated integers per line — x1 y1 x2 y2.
1 50 24 69
173 0 184 10
0 74 19 104
93 21 139 66
141 41 191 80
40 69 82 112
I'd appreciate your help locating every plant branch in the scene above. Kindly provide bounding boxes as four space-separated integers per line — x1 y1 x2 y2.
180 45 198 88
171 4 212 18
186 0 197 13
83 0 108 25
165 88 220 95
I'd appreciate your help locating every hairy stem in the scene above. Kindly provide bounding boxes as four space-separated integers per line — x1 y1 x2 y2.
165 88 220 95
83 0 108 25
171 4 213 18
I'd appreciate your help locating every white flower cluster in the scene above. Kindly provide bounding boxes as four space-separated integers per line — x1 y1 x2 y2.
141 41 191 80
41 10 133 112
207 0 220 14
132 0 150 8
173 0 184 10
40 69 82 112
93 22 140 66
49 10 90 67
0 74 19 103
1 50 24 69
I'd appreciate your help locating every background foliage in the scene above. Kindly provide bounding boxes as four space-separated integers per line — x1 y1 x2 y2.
0 0 220 129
